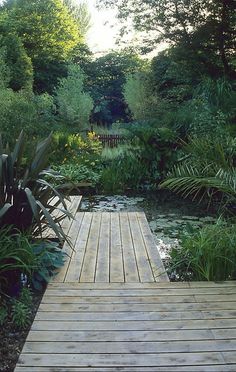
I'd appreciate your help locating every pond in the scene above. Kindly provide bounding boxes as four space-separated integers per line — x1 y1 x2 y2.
80 191 216 262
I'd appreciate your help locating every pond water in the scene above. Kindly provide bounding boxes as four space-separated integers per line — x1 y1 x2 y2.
80 192 216 261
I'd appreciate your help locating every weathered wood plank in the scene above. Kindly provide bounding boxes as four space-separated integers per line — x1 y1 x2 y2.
136 212 169 282
213 329 236 339
22 339 236 354
65 212 93 282
49 282 188 289
48 281 236 289
35 308 236 321
17 352 225 367
120 213 139 282
26 329 215 342
222 351 236 363
31 318 236 331
54 212 84 282
35 310 204 321
38 301 236 312
44 287 236 296
41 295 197 303
14 367 236 372
79 213 102 282
110 213 124 282
128 212 155 282
95 213 110 282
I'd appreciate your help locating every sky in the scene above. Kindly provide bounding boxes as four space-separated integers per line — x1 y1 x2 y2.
84 1 119 54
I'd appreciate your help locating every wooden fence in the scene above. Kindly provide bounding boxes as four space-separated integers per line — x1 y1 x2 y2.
96 134 126 148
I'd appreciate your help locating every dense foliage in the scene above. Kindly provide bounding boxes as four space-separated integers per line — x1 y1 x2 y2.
167 219 236 281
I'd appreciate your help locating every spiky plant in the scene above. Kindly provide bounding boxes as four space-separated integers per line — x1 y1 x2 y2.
0 131 72 241
160 136 236 208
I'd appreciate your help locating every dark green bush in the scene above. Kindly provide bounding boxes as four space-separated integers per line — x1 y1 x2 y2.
0 228 65 294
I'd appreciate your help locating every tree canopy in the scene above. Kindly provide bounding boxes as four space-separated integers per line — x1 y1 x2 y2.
0 0 85 92
97 0 236 78
85 51 147 124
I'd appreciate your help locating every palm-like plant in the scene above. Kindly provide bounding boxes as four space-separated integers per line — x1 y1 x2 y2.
160 136 236 208
0 131 71 241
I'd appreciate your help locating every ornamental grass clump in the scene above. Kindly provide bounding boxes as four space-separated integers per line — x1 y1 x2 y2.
168 218 236 281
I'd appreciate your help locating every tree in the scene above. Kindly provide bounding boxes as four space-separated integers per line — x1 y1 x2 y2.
55 65 93 129
86 51 147 124
97 0 236 78
0 34 33 91
124 72 156 121
0 0 83 92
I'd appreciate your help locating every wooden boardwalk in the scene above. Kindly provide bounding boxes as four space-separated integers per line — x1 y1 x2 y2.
54 212 168 283
15 212 236 371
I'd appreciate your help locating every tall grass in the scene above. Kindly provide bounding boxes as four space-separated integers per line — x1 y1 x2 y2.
101 144 131 163
168 218 236 281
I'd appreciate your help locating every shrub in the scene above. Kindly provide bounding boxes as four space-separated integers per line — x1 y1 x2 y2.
11 300 31 329
55 65 93 129
100 146 146 193
0 88 55 145
54 163 101 187
50 132 102 165
0 227 65 294
127 124 179 182
50 131 102 187
0 227 38 295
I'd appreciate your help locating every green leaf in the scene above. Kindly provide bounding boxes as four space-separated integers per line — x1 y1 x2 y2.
0 203 12 218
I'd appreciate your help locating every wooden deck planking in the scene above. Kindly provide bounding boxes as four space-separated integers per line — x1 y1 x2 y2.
80 213 102 282
15 211 236 371
65 212 93 282
128 212 154 282
16 282 236 371
54 211 167 283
